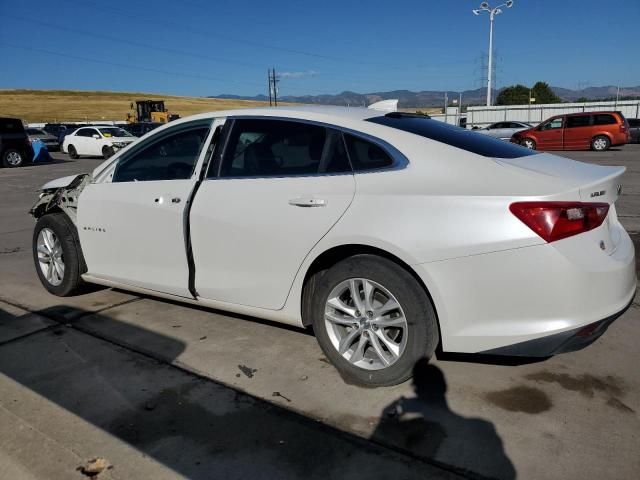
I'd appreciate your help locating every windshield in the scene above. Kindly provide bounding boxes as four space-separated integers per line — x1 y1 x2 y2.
26 128 45 135
99 127 133 138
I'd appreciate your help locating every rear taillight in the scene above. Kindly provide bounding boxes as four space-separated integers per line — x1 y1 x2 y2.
620 123 628 133
510 202 609 242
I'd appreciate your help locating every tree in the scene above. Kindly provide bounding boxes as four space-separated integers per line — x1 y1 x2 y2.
531 81 561 104
576 97 590 103
496 81 562 105
496 84 529 105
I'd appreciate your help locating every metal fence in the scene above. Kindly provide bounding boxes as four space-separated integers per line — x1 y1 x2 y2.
465 100 640 128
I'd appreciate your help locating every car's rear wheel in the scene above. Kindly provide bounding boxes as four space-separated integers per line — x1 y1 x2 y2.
33 213 86 296
309 255 439 386
102 145 115 159
591 135 610 151
520 138 536 150
67 145 79 159
2 149 25 167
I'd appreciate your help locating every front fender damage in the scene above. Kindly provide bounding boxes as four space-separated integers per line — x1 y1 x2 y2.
29 174 91 225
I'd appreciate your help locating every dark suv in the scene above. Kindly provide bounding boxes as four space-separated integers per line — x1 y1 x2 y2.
0 117 33 167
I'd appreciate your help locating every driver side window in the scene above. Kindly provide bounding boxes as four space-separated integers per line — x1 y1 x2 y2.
113 125 210 182
539 118 563 131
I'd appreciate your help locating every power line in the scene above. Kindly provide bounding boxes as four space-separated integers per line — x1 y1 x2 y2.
0 43 265 89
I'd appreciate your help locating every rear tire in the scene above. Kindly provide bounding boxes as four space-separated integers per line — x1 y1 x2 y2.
520 138 536 150
309 255 439 387
33 213 87 296
2 149 25 167
67 145 79 159
591 135 610 151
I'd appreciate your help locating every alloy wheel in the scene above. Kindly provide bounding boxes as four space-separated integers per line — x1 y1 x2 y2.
36 228 65 286
324 278 408 370
6 151 23 166
593 138 608 151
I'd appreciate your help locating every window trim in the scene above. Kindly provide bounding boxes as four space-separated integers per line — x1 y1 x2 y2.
205 115 408 181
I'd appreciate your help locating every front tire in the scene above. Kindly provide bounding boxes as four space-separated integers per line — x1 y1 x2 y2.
67 145 79 159
102 145 115 159
2 149 25 167
591 135 610 151
520 138 536 150
310 255 439 387
33 213 86 296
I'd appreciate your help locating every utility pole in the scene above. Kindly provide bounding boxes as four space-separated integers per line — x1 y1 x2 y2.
473 1 515 106
268 69 272 106
444 92 448 124
615 85 620 109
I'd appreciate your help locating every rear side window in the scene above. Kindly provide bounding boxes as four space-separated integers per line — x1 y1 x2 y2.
566 115 591 128
219 119 350 178
367 115 537 158
593 114 616 125
628 119 640 127
113 125 210 182
343 134 393 171
0 118 25 134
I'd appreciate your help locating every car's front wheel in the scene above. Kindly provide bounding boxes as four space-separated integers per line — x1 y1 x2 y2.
520 138 536 149
102 145 115 159
310 255 439 386
33 213 86 296
2 149 25 167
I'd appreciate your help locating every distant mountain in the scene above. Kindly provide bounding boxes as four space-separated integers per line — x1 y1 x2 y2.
212 85 640 108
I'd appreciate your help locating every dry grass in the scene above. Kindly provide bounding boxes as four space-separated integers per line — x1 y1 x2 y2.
0 89 285 123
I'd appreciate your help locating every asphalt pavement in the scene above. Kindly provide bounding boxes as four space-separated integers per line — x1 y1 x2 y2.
0 146 638 479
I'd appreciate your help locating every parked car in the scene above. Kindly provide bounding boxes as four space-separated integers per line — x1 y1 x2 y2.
25 128 61 152
55 124 88 144
626 118 640 143
123 122 162 138
0 117 33 167
511 111 630 151
476 121 532 140
29 107 636 386
63 126 137 159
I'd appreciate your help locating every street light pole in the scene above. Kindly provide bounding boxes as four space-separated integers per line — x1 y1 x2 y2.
473 1 514 107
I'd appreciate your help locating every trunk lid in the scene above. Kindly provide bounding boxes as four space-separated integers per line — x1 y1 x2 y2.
497 153 626 253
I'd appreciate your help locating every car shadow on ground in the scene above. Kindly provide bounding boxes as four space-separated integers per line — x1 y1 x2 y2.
371 359 516 479
1 304 476 479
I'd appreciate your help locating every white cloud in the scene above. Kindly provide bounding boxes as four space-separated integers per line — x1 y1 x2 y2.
278 70 317 79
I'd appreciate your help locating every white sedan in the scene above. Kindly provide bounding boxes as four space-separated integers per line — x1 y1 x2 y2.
63 125 137 159
30 107 636 386
475 121 532 140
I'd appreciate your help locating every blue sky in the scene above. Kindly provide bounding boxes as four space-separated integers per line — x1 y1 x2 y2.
0 0 638 97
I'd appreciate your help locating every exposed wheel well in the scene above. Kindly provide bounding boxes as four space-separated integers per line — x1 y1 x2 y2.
300 244 440 335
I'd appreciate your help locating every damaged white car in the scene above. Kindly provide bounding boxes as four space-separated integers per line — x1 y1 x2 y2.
30 107 636 386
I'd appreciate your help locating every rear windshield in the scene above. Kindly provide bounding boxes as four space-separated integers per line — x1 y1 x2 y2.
366 115 537 158
0 118 25 134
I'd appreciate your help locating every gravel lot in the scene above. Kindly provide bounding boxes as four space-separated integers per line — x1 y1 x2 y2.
1 146 638 480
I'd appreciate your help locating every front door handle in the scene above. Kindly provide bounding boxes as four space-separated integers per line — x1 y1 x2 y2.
288 197 327 208
154 196 181 205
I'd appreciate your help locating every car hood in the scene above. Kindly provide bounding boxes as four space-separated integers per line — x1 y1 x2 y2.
40 174 86 191
106 136 136 142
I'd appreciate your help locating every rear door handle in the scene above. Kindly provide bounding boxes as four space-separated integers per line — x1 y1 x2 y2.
288 197 327 207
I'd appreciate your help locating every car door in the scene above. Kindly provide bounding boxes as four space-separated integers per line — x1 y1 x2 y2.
70 128 90 154
563 114 592 150
77 119 214 297
190 117 356 310
535 116 564 150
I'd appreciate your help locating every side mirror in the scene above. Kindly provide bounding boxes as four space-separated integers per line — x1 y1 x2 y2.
92 134 100 139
